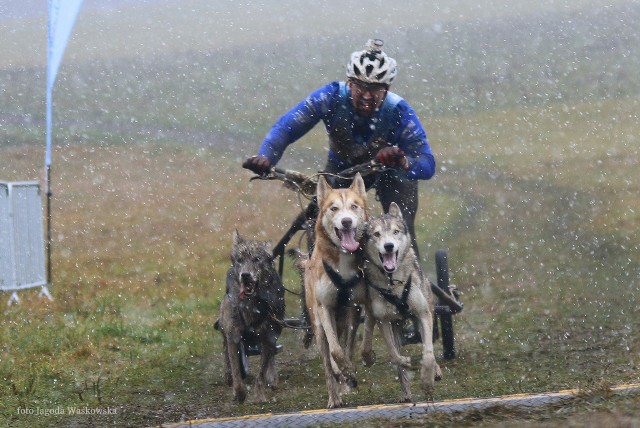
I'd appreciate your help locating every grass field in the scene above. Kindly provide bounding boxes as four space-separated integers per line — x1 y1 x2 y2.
1 1 639 426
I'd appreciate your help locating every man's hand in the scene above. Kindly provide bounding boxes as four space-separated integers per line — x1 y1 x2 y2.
242 155 271 175
376 146 409 170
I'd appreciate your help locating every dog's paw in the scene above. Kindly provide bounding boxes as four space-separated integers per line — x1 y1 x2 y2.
434 363 443 382
337 379 351 396
393 355 411 368
252 388 267 403
335 373 358 395
266 377 279 391
361 349 376 367
400 393 413 403
233 384 248 403
345 375 358 390
420 368 436 398
327 396 344 409
331 349 355 378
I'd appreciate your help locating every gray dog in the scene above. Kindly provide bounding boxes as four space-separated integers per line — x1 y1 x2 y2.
361 202 442 402
216 230 285 403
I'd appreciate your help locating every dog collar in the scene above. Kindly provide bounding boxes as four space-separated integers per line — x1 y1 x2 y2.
366 259 411 289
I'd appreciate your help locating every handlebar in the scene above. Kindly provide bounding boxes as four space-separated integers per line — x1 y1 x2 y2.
272 160 386 179
249 160 388 198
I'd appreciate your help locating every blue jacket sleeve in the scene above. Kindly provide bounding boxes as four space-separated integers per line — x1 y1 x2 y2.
258 83 338 165
393 101 436 180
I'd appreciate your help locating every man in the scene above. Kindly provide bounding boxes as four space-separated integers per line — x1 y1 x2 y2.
243 39 435 260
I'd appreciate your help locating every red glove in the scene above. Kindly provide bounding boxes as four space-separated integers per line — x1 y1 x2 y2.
376 146 408 170
242 156 271 175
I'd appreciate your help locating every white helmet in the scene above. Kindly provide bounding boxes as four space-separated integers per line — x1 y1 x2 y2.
346 39 397 86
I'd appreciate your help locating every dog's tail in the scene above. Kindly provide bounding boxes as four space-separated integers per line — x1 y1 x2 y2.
286 249 314 348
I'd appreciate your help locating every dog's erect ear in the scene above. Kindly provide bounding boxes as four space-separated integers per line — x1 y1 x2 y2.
317 175 330 206
349 172 366 199
232 229 242 246
388 202 403 219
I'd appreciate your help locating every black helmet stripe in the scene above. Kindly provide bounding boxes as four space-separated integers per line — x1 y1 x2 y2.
365 64 374 76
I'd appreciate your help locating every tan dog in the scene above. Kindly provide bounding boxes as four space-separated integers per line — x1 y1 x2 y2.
361 202 442 401
304 173 368 408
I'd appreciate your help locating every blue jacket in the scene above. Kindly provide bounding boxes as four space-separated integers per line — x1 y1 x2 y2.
258 81 435 180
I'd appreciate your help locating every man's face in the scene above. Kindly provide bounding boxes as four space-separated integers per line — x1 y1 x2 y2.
348 79 388 117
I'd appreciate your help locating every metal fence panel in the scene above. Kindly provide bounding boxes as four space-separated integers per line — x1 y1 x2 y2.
0 182 46 291
0 182 14 290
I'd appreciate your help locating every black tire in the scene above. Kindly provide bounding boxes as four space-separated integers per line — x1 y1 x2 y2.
435 249 456 360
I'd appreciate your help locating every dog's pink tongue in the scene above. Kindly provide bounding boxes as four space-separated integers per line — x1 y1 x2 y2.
340 229 360 252
382 253 397 272
239 284 249 300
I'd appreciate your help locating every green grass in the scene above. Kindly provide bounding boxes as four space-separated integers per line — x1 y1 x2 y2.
1 1 640 426
1 97 638 426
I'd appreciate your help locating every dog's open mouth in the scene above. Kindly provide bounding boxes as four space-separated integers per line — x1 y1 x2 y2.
239 279 256 300
336 227 360 252
379 251 398 273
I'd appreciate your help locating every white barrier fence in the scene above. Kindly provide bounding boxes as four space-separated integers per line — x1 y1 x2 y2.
0 181 51 305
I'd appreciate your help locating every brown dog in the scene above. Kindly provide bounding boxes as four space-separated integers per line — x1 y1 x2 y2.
303 173 368 408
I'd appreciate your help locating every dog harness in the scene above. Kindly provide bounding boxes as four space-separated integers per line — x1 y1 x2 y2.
322 260 363 307
365 268 413 318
